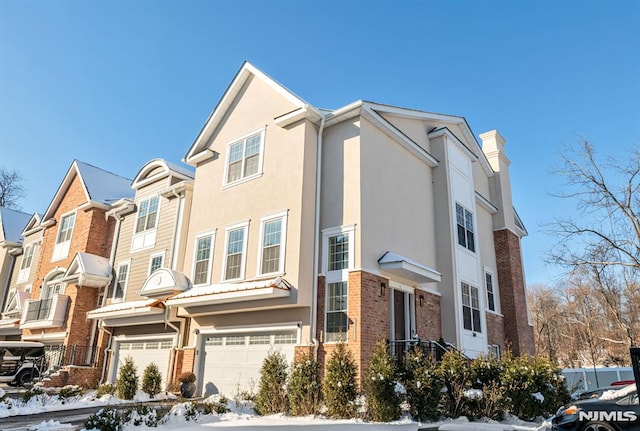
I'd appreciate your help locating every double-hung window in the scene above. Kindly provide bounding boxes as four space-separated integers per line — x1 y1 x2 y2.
193 233 214 285
485 271 497 312
322 225 355 342
148 252 165 275
223 222 249 281
52 213 75 261
18 243 37 282
132 196 159 251
456 203 475 252
258 212 287 275
461 282 481 333
112 262 130 301
225 129 265 185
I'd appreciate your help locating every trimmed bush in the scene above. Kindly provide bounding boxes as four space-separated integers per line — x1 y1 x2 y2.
85 407 122 431
469 355 506 420
438 350 472 418
288 351 321 416
96 383 116 397
402 347 443 422
364 339 401 422
59 385 82 400
142 363 163 397
323 341 358 419
255 349 288 415
116 356 138 400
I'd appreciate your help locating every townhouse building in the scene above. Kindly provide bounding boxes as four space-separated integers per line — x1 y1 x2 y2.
2 62 534 394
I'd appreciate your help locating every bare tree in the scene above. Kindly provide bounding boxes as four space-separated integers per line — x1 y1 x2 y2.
548 141 639 349
0 166 25 209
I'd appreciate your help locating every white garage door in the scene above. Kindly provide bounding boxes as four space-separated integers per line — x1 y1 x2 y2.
116 339 173 388
201 330 297 397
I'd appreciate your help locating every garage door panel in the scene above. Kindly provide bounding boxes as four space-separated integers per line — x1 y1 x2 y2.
116 339 172 389
202 331 297 397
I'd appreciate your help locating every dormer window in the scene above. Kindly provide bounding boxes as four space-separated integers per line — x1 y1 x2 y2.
52 212 75 261
224 129 265 186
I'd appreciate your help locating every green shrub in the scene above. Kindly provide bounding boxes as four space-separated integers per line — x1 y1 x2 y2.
322 341 358 419
469 355 506 420
96 383 116 397
364 339 401 422
141 363 163 397
116 356 138 400
438 350 472 418
288 351 321 416
124 405 165 427
183 401 200 421
402 347 443 422
85 407 122 431
59 385 82 400
255 349 289 415
22 385 46 403
501 354 569 421
203 399 229 414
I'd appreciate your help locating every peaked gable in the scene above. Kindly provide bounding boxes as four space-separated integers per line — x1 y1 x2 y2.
0 207 31 245
42 160 133 221
184 62 322 165
132 159 194 190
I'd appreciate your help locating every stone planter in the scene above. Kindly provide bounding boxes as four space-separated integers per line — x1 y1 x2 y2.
180 381 196 398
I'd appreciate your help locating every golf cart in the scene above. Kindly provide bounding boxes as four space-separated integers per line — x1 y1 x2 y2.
0 341 46 386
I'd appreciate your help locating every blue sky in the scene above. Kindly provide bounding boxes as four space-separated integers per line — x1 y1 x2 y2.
1 0 638 286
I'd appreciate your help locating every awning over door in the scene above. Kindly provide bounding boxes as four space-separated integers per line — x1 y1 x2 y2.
378 251 441 283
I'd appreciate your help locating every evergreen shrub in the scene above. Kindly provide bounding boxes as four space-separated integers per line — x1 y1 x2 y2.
255 349 288 415
322 341 358 418
116 356 138 400
402 347 443 422
141 363 163 397
364 339 401 422
288 351 321 416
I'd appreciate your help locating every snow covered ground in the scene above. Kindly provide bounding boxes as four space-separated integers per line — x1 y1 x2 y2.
0 386 545 431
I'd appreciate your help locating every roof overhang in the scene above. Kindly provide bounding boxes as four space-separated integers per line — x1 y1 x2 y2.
87 299 165 325
166 277 292 308
140 268 192 299
274 105 324 128
0 318 21 335
378 252 441 283
63 253 112 288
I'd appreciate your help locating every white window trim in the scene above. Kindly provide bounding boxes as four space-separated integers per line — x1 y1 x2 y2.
112 260 131 302
461 280 482 333
222 127 266 188
484 267 500 314
52 210 77 262
148 251 166 276
41 272 65 300
322 224 355 344
455 202 476 253
324 280 349 344
222 221 250 282
17 242 36 282
256 210 288 277
321 224 356 281
131 195 161 253
191 230 216 286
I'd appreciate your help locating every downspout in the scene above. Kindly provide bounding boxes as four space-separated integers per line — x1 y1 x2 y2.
164 313 184 390
170 188 186 271
98 213 122 383
311 115 326 359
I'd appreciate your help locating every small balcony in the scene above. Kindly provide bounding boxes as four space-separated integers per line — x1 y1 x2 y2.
20 295 70 330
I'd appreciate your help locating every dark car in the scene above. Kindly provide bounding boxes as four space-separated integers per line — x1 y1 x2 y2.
551 384 639 431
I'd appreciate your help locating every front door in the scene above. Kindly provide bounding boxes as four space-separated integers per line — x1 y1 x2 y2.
391 287 415 341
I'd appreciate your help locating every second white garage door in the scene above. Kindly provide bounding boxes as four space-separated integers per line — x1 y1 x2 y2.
201 330 297 397
116 339 173 388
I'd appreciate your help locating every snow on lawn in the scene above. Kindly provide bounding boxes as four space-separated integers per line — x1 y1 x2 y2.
0 388 176 418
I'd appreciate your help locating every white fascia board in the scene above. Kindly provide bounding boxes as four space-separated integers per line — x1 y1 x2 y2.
428 127 478 161
186 149 216 166
87 305 165 321
475 192 499 214
274 105 324 128
42 162 89 221
363 107 439 168
78 201 110 212
323 100 364 127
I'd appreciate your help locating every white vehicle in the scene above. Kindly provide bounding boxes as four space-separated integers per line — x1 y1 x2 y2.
0 341 45 386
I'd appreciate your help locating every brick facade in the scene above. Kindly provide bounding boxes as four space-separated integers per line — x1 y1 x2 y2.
415 290 442 341
493 229 534 356
485 312 505 352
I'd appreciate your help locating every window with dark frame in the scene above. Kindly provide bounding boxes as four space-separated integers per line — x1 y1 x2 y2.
461 281 481 332
455 203 475 252
485 272 496 312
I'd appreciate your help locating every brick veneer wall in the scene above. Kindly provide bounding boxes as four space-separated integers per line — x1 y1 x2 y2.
493 229 535 356
485 312 505 351
415 290 441 341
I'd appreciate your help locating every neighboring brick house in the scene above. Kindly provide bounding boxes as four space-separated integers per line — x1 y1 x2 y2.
165 62 534 397
87 159 194 390
0 207 32 340
18 160 133 387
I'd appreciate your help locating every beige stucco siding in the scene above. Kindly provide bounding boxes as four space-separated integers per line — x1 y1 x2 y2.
320 119 362 266
185 75 315 305
358 117 438 273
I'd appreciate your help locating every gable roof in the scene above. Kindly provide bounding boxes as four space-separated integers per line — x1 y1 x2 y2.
0 207 31 245
21 212 43 236
42 160 134 221
184 61 323 165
